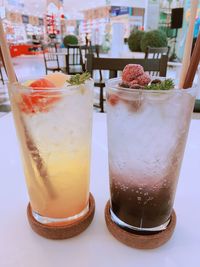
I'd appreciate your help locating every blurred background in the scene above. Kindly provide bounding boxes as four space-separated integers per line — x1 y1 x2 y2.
0 0 200 115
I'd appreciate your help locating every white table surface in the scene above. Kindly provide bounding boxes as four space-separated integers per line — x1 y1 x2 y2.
0 113 200 267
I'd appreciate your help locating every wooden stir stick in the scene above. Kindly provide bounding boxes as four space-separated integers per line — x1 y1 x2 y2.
183 34 200 89
0 18 56 198
179 0 198 88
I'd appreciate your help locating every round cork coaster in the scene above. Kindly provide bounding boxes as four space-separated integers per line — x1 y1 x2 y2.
27 193 95 239
105 200 176 249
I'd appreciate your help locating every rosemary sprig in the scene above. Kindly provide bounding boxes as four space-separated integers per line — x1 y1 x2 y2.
145 79 175 90
68 72 91 85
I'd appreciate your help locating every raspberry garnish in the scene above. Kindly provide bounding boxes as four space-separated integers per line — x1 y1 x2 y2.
122 64 144 83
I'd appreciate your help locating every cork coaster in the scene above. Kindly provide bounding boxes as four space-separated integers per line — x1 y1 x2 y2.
27 193 95 239
105 200 176 249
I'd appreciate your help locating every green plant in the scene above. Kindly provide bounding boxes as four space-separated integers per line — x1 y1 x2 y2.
63 35 78 47
128 30 145 52
144 79 175 90
101 32 111 53
140 30 168 53
68 72 91 85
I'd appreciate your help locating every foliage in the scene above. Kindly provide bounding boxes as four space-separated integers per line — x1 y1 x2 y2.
140 30 168 53
101 32 111 53
63 35 78 47
128 30 145 52
144 79 175 90
68 72 91 85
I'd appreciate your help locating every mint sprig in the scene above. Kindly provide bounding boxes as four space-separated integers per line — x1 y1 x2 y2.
68 72 91 85
145 79 175 90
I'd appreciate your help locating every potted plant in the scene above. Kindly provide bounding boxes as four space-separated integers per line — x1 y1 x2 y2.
63 35 78 47
128 30 145 52
140 30 168 53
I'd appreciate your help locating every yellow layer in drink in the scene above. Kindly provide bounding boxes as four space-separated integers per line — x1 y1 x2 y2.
24 148 91 219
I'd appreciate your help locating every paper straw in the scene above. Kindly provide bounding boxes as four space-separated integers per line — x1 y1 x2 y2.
0 18 56 198
179 0 198 88
183 33 200 89
0 18 16 83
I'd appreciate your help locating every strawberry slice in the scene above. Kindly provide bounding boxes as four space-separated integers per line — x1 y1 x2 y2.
20 78 60 114
108 94 119 106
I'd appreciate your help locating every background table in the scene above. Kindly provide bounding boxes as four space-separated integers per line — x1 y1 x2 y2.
0 113 200 267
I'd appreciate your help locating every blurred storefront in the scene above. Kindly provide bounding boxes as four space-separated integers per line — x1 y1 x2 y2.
4 12 44 44
1 1 147 55
77 5 145 51
176 0 200 60
2 0 199 61
156 0 200 60
0 0 67 57
46 0 66 41
2 11 45 57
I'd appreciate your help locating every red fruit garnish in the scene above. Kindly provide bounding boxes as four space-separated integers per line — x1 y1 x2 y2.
108 94 119 106
30 79 55 88
20 78 60 114
122 64 144 83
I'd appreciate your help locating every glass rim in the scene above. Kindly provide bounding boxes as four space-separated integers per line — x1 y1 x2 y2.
105 77 197 95
9 78 94 93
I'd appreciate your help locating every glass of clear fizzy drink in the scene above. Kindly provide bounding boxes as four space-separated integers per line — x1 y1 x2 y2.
106 76 196 233
9 73 94 229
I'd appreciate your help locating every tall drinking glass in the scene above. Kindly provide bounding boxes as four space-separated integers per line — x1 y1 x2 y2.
106 78 195 232
9 79 93 225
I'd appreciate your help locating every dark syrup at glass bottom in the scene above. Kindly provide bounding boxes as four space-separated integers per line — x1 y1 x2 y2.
110 180 174 230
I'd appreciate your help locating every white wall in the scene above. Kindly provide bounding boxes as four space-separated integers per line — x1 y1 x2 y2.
144 0 160 30
110 0 146 8
63 0 147 12
63 0 148 19
110 22 124 57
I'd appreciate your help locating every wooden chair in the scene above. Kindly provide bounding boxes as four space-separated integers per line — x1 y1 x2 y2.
145 46 170 59
81 44 100 57
42 43 61 74
80 44 100 69
65 45 85 75
86 55 168 112
145 46 170 76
